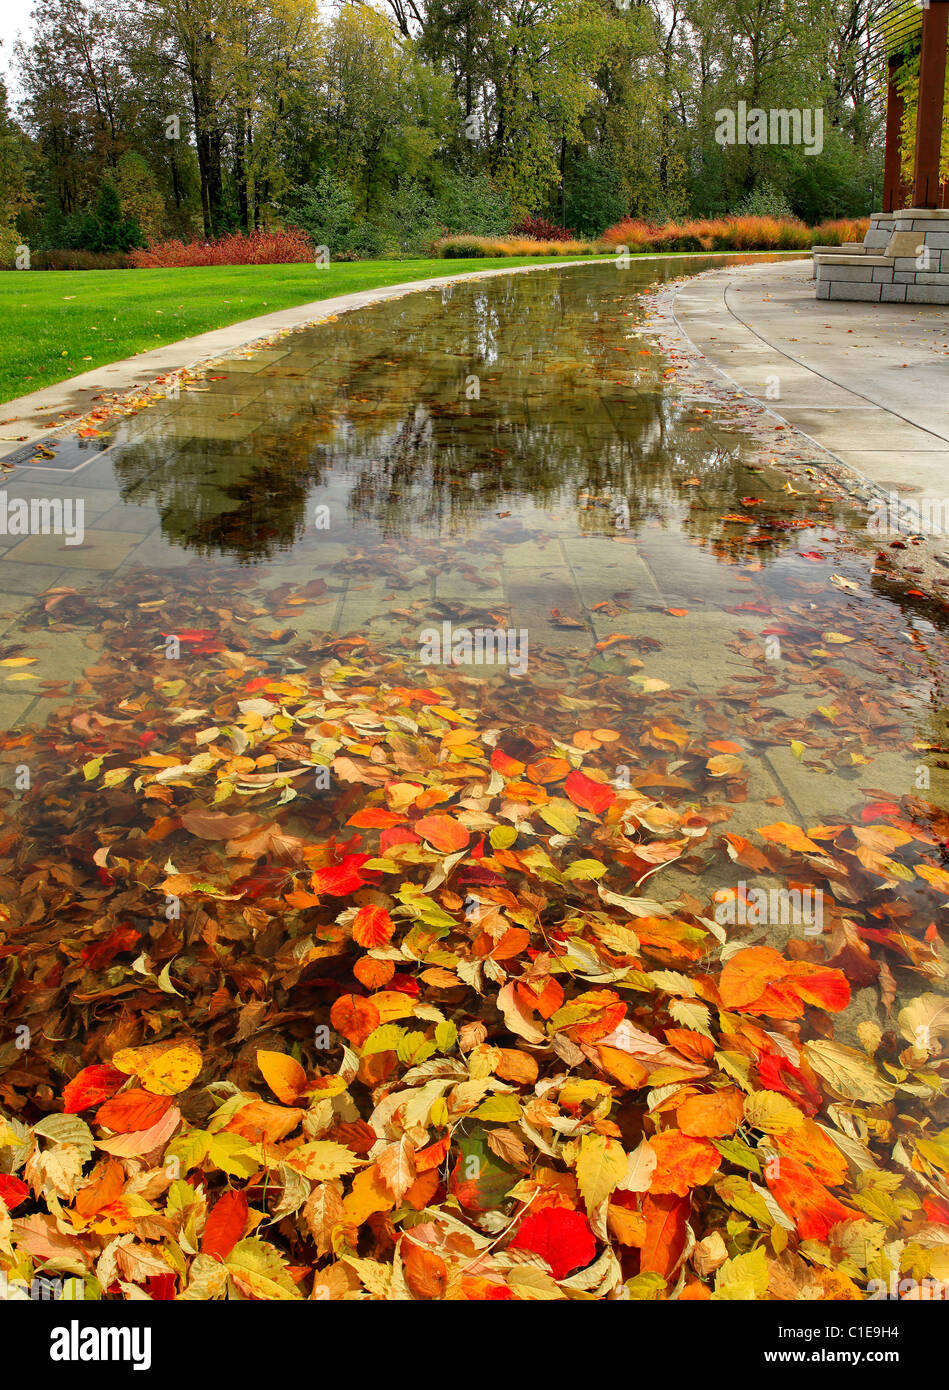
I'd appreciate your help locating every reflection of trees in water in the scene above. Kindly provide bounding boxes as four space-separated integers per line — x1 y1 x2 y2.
109 435 327 563
104 262 839 564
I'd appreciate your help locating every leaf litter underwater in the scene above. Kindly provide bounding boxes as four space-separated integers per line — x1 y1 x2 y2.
1 259 948 1301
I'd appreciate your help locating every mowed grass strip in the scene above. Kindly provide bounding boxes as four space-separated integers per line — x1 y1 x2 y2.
0 256 599 404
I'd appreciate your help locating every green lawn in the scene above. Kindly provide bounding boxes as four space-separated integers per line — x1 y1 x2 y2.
0 256 604 404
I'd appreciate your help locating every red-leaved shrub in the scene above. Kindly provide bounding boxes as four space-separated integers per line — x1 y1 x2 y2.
129 227 315 268
513 214 577 242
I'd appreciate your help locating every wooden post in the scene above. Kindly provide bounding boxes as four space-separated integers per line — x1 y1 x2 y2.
913 0 949 208
883 55 905 211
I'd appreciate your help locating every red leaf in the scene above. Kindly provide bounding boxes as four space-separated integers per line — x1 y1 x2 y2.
201 1190 249 1260
564 769 615 815
81 923 140 971
0 1174 29 1210
508 1206 596 1281
756 1052 821 1117
63 1064 127 1114
144 1273 177 1300
310 854 370 896
380 827 419 852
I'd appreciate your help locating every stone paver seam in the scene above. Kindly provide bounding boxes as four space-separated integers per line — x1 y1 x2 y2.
721 277 949 445
554 535 599 647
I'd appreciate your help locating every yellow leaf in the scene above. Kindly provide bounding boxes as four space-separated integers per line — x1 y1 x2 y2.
111 1042 202 1096
575 1133 627 1215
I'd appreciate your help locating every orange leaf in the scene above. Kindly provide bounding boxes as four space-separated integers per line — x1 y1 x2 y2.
597 1045 649 1090
765 1153 856 1238
347 808 403 828
353 957 395 989
352 904 395 948
647 1130 720 1195
415 1134 450 1172
718 945 788 1009
516 976 564 1020
414 814 469 854
676 1089 744 1138
256 1049 308 1104
786 961 850 1014
758 821 823 855
63 1064 126 1114
526 757 570 784
775 1119 849 1187
95 1089 172 1135
402 1239 448 1299
640 1192 689 1279
330 994 381 1046
490 749 525 777
571 989 626 1044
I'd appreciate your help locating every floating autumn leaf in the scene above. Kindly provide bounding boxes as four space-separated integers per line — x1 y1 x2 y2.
508 1205 596 1281
95 1104 181 1157
352 904 395 948
757 821 823 855
111 1042 202 1096
706 754 743 778
62 1064 127 1114
640 1193 689 1279
676 1088 744 1138
180 809 261 840
0 1174 29 1210
256 1050 308 1105
576 1133 628 1213
564 768 615 815
414 813 469 853
719 946 790 1009
310 854 370 896
402 1238 448 1299
765 1153 856 1239
647 1130 720 1196
596 1045 649 1090
285 1141 364 1181
353 957 395 989
490 748 525 777
347 808 403 828
330 994 381 1047
202 1190 249 1260
95 1089 172 1135
774 1119 849 1186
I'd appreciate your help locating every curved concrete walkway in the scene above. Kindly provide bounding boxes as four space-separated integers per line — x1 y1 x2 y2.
671 257 949 505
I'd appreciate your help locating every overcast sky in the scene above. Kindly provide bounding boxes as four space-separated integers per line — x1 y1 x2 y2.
1 0 34 87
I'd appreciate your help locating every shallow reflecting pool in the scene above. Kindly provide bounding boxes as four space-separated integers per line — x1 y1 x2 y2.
1 256 947 1303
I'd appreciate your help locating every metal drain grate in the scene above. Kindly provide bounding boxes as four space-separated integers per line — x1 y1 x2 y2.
0 435 112 471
